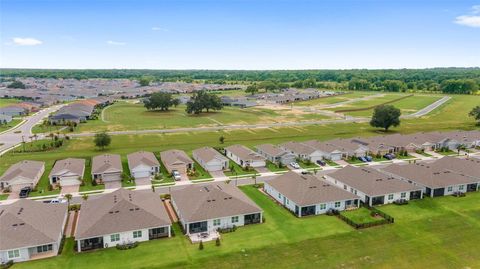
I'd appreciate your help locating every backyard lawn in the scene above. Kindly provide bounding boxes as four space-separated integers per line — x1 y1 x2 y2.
13 187 480 269
223 160 257 177
340 207 380 223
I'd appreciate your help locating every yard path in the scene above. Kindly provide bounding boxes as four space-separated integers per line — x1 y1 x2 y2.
401 96 451 119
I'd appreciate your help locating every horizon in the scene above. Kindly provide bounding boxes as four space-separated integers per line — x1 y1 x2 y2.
1 0 480 69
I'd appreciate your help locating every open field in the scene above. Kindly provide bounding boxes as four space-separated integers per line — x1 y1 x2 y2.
62 102 331 133
14 186 480 269
0 98 20 108
0 119 22 132
293 91 379 106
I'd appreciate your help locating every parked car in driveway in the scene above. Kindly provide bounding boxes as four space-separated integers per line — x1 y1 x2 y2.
358 156 368 162
172 170 182 181
49 198 67 204
290 162 300 169
384 153 395 160
316 160 326 166
365 156 373 162
19 187 31 198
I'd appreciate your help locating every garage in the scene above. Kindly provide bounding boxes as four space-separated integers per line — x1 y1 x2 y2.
59 176 82 186
102 173 121 182
132 170 151 179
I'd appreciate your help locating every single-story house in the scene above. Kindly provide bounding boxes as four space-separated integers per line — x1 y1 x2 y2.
0 160 45 192
160 150 194 174
0 199 68 263
75 189 172 252
224 145 266 168
329 138 369 157
303 140 345 161
49 158 85 186
255 144 296 165
91 154 123 183
171 183 263 235
192 147 228 172
324 166 423 206
127 151 160 179
280 141 324 163
382 157 480 197
0 106 27 117
264 171 359 217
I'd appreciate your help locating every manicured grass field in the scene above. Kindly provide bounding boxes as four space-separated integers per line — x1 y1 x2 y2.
0 119 22 132
0 98 20 108
15 186 480 269
224 160 257 177
266 161 288 172
340 207 379 223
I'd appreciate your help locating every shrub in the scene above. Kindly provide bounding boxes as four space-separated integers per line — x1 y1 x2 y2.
199 241 204 250
1 260 13 269
116 242 139 250
215 238 221 247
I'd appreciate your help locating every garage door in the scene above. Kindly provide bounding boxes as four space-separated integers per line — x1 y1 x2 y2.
206 164 223 172
133 171 150 179
103 173 121 182
60 177 80 186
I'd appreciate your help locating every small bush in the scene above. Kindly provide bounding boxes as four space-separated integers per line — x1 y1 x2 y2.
215 238 221 247
199 241 204 250
116 242 139 250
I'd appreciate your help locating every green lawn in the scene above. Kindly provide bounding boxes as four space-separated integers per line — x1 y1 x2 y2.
0 119 22 132
340 207 380 223
224 160 257 177
189 160 212 180
0 194 8 200
15 187 480 269
298 160 319 169
0 98 20 108
265 161 288 172
78 158 105 192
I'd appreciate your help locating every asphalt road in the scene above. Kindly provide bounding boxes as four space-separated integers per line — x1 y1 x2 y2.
0 105 62 155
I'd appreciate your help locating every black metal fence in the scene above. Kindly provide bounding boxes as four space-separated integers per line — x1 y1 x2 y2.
336 206 394 229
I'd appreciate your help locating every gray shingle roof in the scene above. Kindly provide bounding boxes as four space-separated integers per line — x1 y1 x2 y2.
225 145 265 161
75 189 171 239
171 183 262 223
0 199 67 251
0 160 44 183
92 154 122 174
160 150 194 166
127 151 159 169
266 171 358 206
192 147 228 163
49 158 85 178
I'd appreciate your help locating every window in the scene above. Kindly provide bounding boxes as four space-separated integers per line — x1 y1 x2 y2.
388 194 394 200
110 234 120 242
231 216 239 223
343 185 347 190
335 201 341 208
133 230 142 238
354 190 358 195
278 193 281 199
401 192 406 198
319 204 326 210
8 250 20 259
213 219 221 226
459 185 465 190
286 199 289 205
447 186 453 192
36 244 53 253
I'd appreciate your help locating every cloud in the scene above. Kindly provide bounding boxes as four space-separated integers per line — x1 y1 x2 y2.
12 37 43 46
107 40 126 46
454 5 480 28
152 26 168 32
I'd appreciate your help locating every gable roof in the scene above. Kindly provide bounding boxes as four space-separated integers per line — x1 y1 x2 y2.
92 154 122 174
328 165 420 196
171 183 262 223
160 150 194 166
75 189 171 239
127 151 159 169
0 160 44 183
0 199 67 251
280 141 317 155
266 171 358 206
225 145 265 161
49 158 85 177
192 147 228 163
255 144 289 157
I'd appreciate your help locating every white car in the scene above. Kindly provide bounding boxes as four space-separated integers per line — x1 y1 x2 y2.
172 170 182 181
49 198 67 204
290 162 300 169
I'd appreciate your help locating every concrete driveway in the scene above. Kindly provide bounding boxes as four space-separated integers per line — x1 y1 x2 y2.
255 167 270 173
61 185 80 194
7 191 19 200
135 177 152 186
104 181 122 189
210 170 226 178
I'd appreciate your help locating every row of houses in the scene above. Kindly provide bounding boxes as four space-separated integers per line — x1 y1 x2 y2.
265 156 480 217
0 182 263 262
253 89 339 104
48 97 112 124
0 102 41 119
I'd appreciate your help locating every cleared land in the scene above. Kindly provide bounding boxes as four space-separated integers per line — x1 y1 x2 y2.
14 186 480 269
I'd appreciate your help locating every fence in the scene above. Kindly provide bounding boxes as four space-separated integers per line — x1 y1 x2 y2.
336 206 394 229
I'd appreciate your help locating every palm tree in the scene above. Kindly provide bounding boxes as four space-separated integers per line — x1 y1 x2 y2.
81 194 89 201
64 193 73 207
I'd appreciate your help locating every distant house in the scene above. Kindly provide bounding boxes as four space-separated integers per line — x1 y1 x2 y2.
75 189 172 252
49 158 85 186
255 144 296 165
192 147 228 172
0 106 27 117
224 145 266 168
171 183 263 235
382 157 480 197
0 160 45 192
325 166 423 206
0 114 12 124
0 199 68 263
329 138 369 157
127 151 160 179
160 150 194 174
280 141 324 162
91 154 123 183
264 171 359 217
